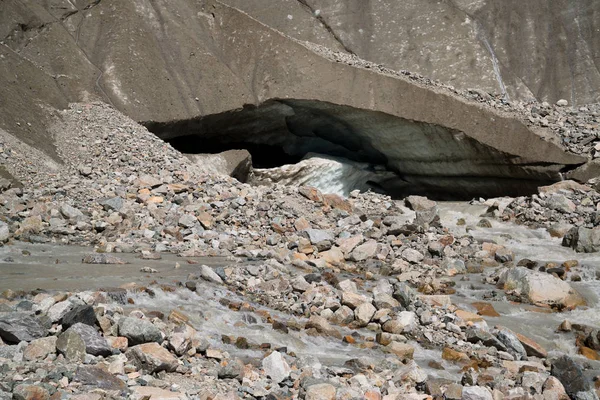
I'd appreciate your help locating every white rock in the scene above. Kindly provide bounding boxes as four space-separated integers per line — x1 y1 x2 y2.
262 351 291 383
354 302 376 326
462 386 493 400
199 265 223 284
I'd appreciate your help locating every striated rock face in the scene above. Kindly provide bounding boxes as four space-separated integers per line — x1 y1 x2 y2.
226 0 600 105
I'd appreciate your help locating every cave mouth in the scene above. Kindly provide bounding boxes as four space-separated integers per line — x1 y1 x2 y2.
144 98 569 201
167 138 303 169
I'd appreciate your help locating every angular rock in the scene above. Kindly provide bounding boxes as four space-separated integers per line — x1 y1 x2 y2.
61 304 97 328
47 300 75 323
387 341 415 359
305 383 336 400
545 194 576 213
168 324 195 356
498 267 586 308
0 222 9 242
466 327 507 352
337 234 363 254
563 226 600 253
56 330 86 362
0 313 47 343
543 376 570 400
332 306 354 325
131 387 187 400
551 355 592 398
302 229 334 244
12 384 50 400
126 342 178 373
262 351 291 383
118 317 162 345
349 239 378 261
23 336 57 361
306 315 341 339
374 292 400 309
405 195 437 211
74 365 126 390
60 204 84 220
401 248 424 263
462 386 493 400
496 329 527 360
100 197 124 212
67 323 112 356
354 302 376 326
199 265 223 284
341 291 371 309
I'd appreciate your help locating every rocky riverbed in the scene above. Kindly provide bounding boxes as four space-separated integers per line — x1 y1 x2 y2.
0 103 599 399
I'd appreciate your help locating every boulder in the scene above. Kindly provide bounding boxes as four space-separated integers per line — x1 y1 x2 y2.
60 304 97 328
374 292 400 309
118 317 162 345
551 355 592 398
306 315 341 339
199 265 223 284
262 351 291 383
56 330 86 361
0 313 47 343
466 327 507 352
23 336 57 361
495 329 527 360
74 365 127 390
354 302 376 326
81 254 127 264
543 376 570 400
12 384 50 400
405 195 437 211
305 383 336 400
341 291 371 309
349 240 378 261
498 267 586 308
0 222 9 242
545 194 576 213
67 323 112 356
462 386 493 400
168 324 195 356
302 229 334 244
186 149 252 182
563 226 600 253
126 342 179 373
131 387 187 400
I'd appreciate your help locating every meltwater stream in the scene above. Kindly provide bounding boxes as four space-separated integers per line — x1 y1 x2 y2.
1 202 599 380
439 203 600 370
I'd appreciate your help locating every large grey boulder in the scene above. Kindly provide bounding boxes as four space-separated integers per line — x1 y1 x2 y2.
0 313 47 343
551 356 593 398
563 226 600 253
118 317 162 345
67 323 112 357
